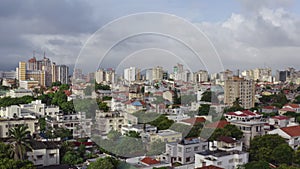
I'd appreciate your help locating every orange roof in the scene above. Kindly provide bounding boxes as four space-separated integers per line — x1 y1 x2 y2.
206 120 230 129
181 117 206 125
281 125 300 137
140 157 160 165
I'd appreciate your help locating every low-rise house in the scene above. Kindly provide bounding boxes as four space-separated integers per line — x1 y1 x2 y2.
150 129 182 143
261 106 278 114
126 156 171 169
230 120 265 148
268 115 293 128
279 107 296 115
163 138 208 165
121 124 157 135
282 104 300 113
27 140 60 167
268 125 300 150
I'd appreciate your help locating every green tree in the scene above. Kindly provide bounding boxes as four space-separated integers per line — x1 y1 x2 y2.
87 157 118 169
9 125 31 161
249 134 287 162
201 91 218 103
198 104 210 116
125 131 141 138
209 124 243 141
243 161 270 169
149 115 174 130
0 142 13 159
78 144 86 157
38 118 46 132
107 130 122 141
62 151 83 165
271 143 294 165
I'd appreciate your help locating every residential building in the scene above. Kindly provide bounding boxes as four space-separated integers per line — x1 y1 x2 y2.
54 65 69 84
230 120 265 148
27 140 60 167
121 124 157 135
195 136 248 169
94 110 138 136
8 89 33 98
268 116 294 128
194 70 209 83
150 129 182 143
224 76 255 109
0 118 39 138
163 138 208 165
152 66 164 81
19 80 39 90
224 110 262 121
269 125 300 150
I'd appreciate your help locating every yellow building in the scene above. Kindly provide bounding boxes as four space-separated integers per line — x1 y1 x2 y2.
18 62 26 81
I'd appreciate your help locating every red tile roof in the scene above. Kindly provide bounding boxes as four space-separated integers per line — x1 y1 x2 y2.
217 136 236 143
206 120 230 129
284 104 300 109
272 115 290 120
226 110 260 117
140 157 160 165
181 117 206 125
279 108 296 112
281 125 300 137
263 106 278 110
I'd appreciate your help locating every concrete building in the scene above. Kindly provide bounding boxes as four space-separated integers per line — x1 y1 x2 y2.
163 138 208 165
0 118 39 138
94 110 138 136
8 89 33 98
230 120 265 148
27 140 60 167
19 80 39 90
152 66 164 81
195 137 248 169
224 76 255 109
269 125 300 150
150 129 182 143
194 70 209 83
54 65 69 84
124 67 138 83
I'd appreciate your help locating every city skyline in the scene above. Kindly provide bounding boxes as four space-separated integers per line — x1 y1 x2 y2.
0 0 300 72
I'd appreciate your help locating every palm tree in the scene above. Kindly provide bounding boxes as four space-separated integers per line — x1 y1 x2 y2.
9 124 32 161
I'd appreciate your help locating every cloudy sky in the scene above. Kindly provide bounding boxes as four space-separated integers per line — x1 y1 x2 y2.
1 0 300 74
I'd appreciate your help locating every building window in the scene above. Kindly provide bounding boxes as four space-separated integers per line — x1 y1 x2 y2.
186 157 191 162
37 155 43 160
217 161 222 166
178 157 182 161
49 154 55 158
178 147 182 152
186 147 191 153
194 146 199 151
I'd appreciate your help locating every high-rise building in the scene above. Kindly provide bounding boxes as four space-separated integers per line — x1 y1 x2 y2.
152 66 163 81
73 68 83 80
18 62 26 81
124 67 137 83
224 76 255 109
194 70 208 83
55 65 69 84
95 68 115 84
